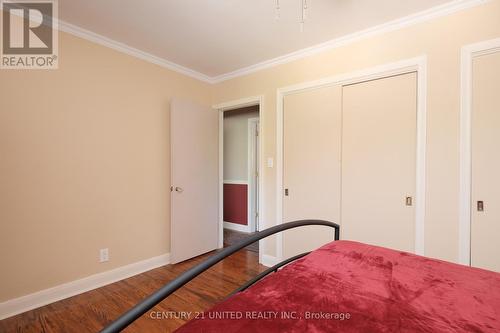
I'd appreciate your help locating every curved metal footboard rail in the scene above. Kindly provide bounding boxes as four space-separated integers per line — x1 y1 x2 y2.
227 251 311 298
100 220 340 333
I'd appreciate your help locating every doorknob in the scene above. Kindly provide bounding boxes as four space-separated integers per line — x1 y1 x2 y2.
477 201 484 212
175 187 184 193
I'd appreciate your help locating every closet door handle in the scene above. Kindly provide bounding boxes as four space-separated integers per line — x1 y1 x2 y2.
477 201 484 212
175 187 184 193
405 197 413 206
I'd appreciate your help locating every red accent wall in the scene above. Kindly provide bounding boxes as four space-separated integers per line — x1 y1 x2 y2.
224 183 248 225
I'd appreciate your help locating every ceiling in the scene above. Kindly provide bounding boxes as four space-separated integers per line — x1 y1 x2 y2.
59 0 455 78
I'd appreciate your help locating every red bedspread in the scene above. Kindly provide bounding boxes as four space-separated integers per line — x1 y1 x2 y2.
175 241 500 332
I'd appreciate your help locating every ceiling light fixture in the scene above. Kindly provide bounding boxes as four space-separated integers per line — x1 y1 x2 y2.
274 0 309 32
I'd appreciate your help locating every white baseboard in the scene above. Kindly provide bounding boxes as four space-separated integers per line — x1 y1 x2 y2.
224 221 251 233
0 253 170 320
261 254 281 268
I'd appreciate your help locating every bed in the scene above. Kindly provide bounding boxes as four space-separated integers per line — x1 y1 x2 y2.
100 221 500 333
176 240 500 332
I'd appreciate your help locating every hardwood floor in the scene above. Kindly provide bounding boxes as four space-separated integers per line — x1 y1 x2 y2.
0 250 266 333
223 229 259 252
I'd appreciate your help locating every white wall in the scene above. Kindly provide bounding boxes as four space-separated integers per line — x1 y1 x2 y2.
223 106 259 181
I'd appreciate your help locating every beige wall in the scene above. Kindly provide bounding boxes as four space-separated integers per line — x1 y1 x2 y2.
0 31 211 301
223 106 259 181
211 0 500 260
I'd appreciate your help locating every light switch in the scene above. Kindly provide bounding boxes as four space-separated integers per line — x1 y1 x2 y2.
267 158 274 168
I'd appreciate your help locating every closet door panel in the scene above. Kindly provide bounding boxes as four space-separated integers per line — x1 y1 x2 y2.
471 52 500 272
341 73 417 252
283 86 342 259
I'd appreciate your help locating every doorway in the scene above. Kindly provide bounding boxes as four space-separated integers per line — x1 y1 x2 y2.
220 105 260 252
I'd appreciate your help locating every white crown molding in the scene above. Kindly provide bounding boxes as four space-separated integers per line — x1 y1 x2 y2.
210 0 491 83
57 20 213 83
7 7 212 82
0 253 170 320
10 0 490 84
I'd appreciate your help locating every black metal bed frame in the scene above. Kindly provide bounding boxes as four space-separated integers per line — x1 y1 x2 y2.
100 220 340 333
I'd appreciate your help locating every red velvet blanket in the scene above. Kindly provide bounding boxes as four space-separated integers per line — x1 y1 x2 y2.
175 241 500 332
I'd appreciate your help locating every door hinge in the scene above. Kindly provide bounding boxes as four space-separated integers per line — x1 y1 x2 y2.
256 128 259 136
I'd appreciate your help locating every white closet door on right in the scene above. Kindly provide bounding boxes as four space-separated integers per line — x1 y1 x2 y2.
341 73 417 253
471 51 500 272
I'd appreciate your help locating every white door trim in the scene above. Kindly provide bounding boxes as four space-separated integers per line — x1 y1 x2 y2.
248 117 260 233
459 38 500 265
276 56 428 261
214 96 264 264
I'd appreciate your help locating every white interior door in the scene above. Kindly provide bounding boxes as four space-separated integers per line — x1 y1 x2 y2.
341 73 417 253
283 86 342 259
471 51 500 272
170 99 219 264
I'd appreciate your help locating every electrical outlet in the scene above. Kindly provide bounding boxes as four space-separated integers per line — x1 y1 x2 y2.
99 248 109 262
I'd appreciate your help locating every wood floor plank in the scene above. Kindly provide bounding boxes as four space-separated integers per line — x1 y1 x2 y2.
0 250 265 333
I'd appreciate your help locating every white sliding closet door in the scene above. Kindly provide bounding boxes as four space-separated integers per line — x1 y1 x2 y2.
471 52 500 272
341 73 417 253
283 86 342 259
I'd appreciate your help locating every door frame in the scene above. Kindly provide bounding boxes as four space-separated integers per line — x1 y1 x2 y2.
459 38 500 265
276 56 428 261
213 96 264 263
248 117 260 233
